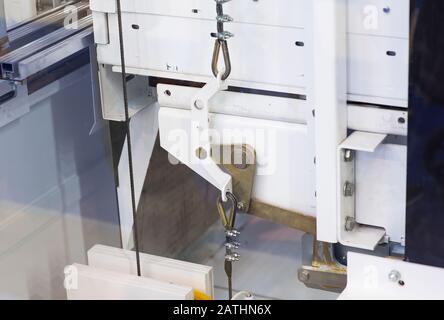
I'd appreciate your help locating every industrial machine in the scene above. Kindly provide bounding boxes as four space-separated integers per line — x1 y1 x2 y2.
88 0 444 299
1 0 444 300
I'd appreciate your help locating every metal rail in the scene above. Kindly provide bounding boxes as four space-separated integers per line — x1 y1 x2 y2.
0 8 93 81
8 1 89 43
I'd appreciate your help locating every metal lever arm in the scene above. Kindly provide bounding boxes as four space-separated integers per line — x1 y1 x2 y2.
190 74 232 201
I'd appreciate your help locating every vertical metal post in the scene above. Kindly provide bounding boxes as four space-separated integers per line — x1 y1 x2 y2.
312 0 348 243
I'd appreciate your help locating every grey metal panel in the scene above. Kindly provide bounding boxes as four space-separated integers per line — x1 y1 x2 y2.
18 27 93 81
0 15 93 80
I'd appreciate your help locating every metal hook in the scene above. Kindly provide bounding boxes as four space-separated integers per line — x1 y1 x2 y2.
212 39 232 81
216 192 238 230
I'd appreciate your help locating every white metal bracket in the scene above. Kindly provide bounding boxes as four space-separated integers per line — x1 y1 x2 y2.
337 131 388 250
158 75 233 201
189 75 232 201
340 252 444 300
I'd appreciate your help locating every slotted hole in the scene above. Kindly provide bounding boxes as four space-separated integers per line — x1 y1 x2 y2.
387 51 397 56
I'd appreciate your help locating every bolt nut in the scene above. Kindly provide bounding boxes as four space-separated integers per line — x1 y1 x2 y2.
225 242 241 250
343 181 355 197
300 270 310 282
225 253 240 262
345 216 356 232
344 149 354 162
226 229 240 238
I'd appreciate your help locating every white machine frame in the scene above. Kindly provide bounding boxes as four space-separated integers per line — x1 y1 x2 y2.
91 0 410 266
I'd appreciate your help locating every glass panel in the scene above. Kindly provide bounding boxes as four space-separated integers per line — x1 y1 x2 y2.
0 0 122 299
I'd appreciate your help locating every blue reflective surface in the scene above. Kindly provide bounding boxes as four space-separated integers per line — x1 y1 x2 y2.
406 0 444 268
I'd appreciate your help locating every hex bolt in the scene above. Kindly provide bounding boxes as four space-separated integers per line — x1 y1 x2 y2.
344 149 354 162
226 229 240 238
345 216 356 232
225 252 240 262
300 270 310 282
343 181 355 197
225 242 241 250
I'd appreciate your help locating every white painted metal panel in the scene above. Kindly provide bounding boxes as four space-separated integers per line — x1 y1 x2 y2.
348 34 409 102
90 0 116 13
339 226 386 250
356 144 407 244
117 103 159 249
348 104 408 136
92 1 410 106
93 0 307 28
224 0 308 28
88 245 214 297
91 0 412 251
99 14 307 91
340 131 387 153
157 85 409 136
337 131 389 250
157 84 307 124
340 253 444 300
66 264 194 300
347 0 410 39
92 12 109 45
159 108 316 217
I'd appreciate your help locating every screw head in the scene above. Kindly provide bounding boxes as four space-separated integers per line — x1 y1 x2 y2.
388 270 402 283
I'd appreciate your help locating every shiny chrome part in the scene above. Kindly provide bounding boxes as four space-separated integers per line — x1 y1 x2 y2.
225 242 241 250
0 15 93 80
0 1 93 81
225 252 240 262
388 270 402 283
210 0 233 80
226 229 240 238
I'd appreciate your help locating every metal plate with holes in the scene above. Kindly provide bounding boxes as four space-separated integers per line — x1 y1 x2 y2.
214 144 256 212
